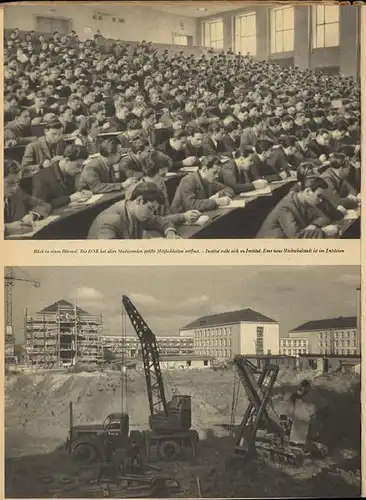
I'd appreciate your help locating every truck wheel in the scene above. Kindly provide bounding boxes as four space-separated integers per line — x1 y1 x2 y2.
157 440 181 461
71 442 96 463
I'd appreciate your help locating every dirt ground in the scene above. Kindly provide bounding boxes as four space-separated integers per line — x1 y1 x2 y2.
5 367 361 498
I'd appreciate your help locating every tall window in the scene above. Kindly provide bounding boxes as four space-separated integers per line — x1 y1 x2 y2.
271 6 294 53
203 19 224 49
235 12 256 56
312 5 339 48
256 327 264 355
172 34 188 46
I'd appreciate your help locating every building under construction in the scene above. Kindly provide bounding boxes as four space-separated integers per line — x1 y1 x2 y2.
25 300 104 367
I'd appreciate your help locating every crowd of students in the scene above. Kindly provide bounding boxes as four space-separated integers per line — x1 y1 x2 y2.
4 28 361 239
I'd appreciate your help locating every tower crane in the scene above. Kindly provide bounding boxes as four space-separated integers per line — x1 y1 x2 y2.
4 267 40 347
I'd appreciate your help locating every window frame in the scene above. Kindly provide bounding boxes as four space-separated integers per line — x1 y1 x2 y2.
312 4 340 49
203 18 224 49
235 11 257 56
270 6 295 54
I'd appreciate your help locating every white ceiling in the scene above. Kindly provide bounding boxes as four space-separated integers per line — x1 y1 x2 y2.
131 1 250 18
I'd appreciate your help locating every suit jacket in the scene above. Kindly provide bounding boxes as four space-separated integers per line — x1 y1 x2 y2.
257 190 331 239
78 156 123 194
222 135 240 155
171 171 235 213
267 148 292 175
157 141 187 170
251 154 282 183
4 188 51 224
219 160 257 194
5 121 35 144
32 163 78 209
202 135 226 156
307 139 331 159
108 116 128 132
239 129 258 150
27 105 52 120
321 168 358 210
21 137 66 178
87 199 176 239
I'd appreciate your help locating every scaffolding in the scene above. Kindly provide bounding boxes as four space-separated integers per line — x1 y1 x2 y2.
25 301 104 368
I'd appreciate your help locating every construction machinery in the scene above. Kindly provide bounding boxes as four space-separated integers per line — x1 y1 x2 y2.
122 295 199 462
65 402 143 468
226 356 306 469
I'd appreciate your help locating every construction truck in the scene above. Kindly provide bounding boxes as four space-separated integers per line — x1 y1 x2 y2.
66 402 144 469
122 295 199 462
226 356 328 470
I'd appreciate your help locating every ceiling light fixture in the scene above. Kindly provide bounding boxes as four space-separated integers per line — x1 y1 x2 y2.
197 8 208 11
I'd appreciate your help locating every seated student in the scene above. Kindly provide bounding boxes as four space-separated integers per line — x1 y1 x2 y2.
320 153 360 211
257 164 341 239
4 109 37 147
329 120 353 151
74 116 100 155
78 138 137 194
222 121 241 155
219 147 268 194
264 117 281 144
21 119 65 178
202 122 226 155
171 155 235 213
293 129 320 168
125 150 201 226
157 129 197 170
185 127 204 157
239 117 264 149
118 118 144 153
251 139 286 183
267 135 297 175
4 159 51 237
307 129 331 162
32 144 92 209
58 106 78 135
119 137 150 180
87 182 180 240
108 103 132 132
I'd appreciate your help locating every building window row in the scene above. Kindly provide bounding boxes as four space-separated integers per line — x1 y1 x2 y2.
194 338 231 347
194 327 232 338
196 348 232 358
202 5 340 55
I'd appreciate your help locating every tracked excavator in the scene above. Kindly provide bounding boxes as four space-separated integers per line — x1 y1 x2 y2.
122 295 199 462
226 355 328 469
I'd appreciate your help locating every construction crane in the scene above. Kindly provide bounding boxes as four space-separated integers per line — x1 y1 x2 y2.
226 356 306 469
4 267 40 349
122 295 199 462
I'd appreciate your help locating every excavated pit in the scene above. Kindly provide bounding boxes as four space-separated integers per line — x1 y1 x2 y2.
5 368 361 498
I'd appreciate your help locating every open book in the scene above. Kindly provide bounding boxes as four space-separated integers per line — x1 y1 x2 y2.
69 194 105 207
7 215 61 238
179 166 199 172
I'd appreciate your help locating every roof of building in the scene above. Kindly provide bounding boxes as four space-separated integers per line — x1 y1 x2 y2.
290 316 357 333
39 299 89 315
181 308 277 330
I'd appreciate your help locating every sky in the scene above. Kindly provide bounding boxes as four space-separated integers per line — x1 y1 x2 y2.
8 266 360 344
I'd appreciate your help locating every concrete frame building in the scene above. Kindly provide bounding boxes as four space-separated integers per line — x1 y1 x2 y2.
102 334 194 359
180 308 280 359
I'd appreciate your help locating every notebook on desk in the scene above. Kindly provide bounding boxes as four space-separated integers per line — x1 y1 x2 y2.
69 194 104 207
183 215 209 226
180 166 199 172
240 186 272 198
343 209 359 221
7 215 61 238
218 199 246 209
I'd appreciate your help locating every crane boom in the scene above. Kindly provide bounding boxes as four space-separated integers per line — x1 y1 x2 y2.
4 267 40 327
122 295 168 417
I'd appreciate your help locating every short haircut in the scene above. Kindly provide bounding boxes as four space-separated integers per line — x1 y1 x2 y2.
255 139 274 154
4 158 21 178
63 144 89 161
234 146 254 159
335 120 348 132
296 128 311 140
208 122 224 133
127 118 142 131
329 152 348 169
316 128 329 137
199 155 220 170
297 163 328 191
224 121 240 133
99 138 121 157
129 181 165 205
279 135 297 148
44 120 63 131
268 117 280 127
185 126 203 137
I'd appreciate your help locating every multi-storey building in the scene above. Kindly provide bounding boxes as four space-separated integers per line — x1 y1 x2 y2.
102 335 193 358
179 308 279 359
288 316 358 355
280 337 309 356
25 299 103 367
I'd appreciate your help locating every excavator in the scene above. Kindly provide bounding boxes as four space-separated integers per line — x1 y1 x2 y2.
122 295 199 462
226 355 312 469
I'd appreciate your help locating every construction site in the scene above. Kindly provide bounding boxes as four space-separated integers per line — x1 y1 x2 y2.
4 269 362 498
